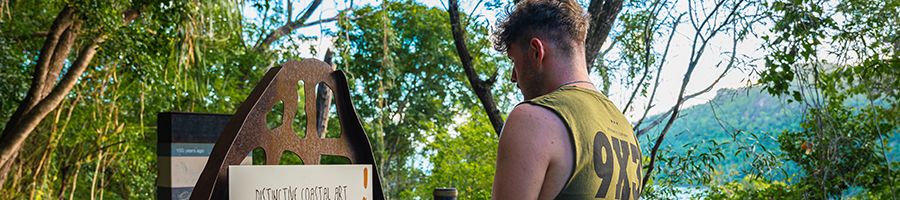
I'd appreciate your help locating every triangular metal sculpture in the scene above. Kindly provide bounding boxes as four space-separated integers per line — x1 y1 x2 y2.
190 59 385 199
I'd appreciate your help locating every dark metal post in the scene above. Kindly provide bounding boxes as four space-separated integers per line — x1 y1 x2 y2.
433 188 458 200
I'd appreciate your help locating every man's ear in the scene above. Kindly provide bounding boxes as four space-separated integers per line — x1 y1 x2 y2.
528 38 545 64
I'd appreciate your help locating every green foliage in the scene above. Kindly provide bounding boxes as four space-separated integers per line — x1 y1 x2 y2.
755 0 900 198
0 0 278 198
641 138 728 199
639 85 899 198
777 103 897 198
706 175 799 199
760 0 899 102
638 1 900 198
331 0 510 197
418 111 498 199
597 0 672 95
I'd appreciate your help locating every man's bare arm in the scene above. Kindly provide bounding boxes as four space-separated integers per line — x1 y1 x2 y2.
493 104 569 199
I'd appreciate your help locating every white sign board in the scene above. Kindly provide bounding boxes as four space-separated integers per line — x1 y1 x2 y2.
229 165 373 200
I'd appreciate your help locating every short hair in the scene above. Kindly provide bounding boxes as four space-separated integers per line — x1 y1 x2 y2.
493 0 590 53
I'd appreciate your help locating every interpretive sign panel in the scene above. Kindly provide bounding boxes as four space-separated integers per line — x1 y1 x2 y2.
229 165 374 200
157 112 252 200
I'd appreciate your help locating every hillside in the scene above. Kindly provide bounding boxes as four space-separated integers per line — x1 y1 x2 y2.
638 86 899 181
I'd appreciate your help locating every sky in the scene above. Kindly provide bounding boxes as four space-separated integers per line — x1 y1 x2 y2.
243 0 771 122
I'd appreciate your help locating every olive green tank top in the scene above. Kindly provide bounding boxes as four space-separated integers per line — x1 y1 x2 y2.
524 86 643 200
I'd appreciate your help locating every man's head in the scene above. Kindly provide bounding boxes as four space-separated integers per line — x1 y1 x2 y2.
495 0 589 99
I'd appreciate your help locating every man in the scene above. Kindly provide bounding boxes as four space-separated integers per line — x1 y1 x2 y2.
491 0 643 199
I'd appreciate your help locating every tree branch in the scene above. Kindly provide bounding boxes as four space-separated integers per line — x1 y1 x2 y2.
240 0 325 88
448 0 504 134
253 0 323 51
623 0 670 114
11 6 75 128
634 14 684 131
639 0 744 190
43 21 82 98
598 36 618 58
0 33 105 185
640 46 696 190
635 42 734 137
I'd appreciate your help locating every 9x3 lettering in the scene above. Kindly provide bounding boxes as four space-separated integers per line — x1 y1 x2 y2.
593 130 641 200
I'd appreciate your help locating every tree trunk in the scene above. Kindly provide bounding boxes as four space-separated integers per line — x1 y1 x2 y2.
448 0 505 135
585 0 624 72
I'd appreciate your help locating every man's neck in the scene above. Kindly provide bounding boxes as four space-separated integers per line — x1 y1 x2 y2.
542 58 593 93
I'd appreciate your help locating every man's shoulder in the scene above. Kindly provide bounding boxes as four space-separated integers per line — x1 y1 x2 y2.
502 103 567 138
499 103 570 151
495 103 576 199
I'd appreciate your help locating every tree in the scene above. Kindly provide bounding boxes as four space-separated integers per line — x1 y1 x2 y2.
759 0 899 197
0 0 142 186
0 0 254 197
332 0 510 197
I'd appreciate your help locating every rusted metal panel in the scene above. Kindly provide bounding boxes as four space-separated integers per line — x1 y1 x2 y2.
190 59 384 200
